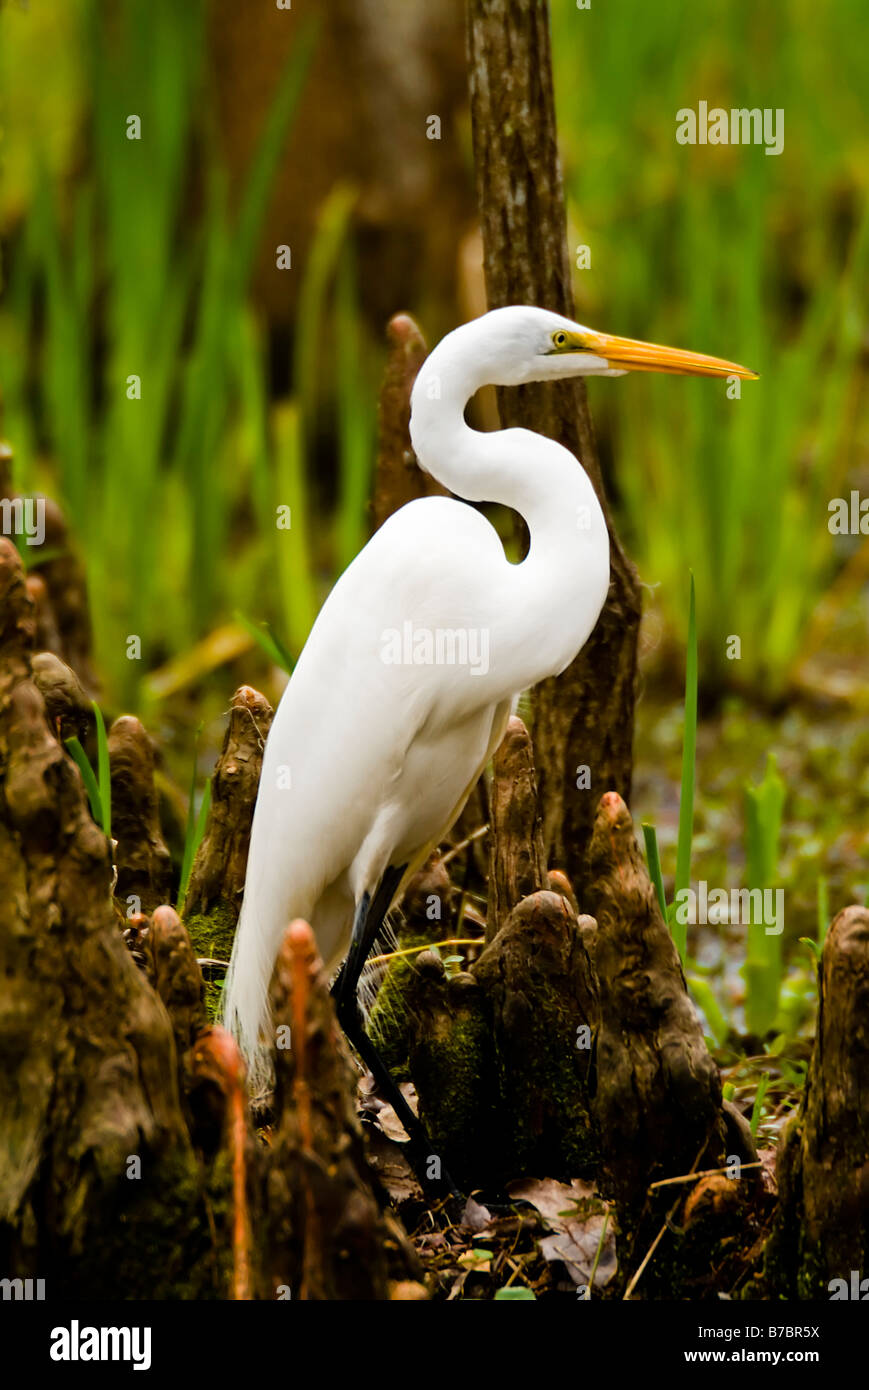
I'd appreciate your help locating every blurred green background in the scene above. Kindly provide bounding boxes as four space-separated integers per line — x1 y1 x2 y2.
0 0 866 1053
1 0 865 709
553 0 867 695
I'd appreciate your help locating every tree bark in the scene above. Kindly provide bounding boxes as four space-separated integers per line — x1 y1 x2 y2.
372 313 449 531
265 920 424 1300
586 793 725 1223
486 714 548 942
760 906 869 1298
109 714 173 914
146 905 209 1060
472 890 599 1184
30 651 91 743
0 539 210 1297
405 950 500 1188
467 0 642 895
400 890 599 1188
184 684 273 926
0 442 99 695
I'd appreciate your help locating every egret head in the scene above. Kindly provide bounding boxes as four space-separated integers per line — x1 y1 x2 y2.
473 305 758 386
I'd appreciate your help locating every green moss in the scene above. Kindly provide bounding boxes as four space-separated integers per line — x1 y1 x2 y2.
366 932 436 1079
754 1190 834 1301
185 899 237 1023
412 989 499 1186
56 1141 232 1299
496 973 598 1179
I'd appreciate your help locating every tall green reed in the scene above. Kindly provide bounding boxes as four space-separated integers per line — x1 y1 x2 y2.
552 0 868 695
0 2 317 705
742 754 786 1036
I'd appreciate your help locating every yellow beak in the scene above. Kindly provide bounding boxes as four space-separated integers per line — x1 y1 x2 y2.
577 329 758 380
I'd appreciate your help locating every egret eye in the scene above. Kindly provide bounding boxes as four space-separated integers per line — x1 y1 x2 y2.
552 331 568 349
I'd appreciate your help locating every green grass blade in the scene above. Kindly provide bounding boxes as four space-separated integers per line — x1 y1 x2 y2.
745 753 785 887
64 736 103 828
750 1072 771 1141
294 184 357 438
743 753 786 1036
235 611 294 674
273 402 318 654
92 700 111 839
178 776 212 915
686 974 729 1048
178 722 204 911
642 821 668 919
672 572 697 962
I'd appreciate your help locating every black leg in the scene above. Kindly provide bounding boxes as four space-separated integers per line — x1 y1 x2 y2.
332 868 462 1201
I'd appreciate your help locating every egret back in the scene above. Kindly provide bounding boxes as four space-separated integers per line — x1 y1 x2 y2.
221 496 521 1088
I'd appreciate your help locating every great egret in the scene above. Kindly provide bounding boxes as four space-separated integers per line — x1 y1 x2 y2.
223 305 756 1186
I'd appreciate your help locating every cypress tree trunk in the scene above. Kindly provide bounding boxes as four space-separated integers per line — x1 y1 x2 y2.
466 0 642 895
0 539 210 1297
760 905 869 1298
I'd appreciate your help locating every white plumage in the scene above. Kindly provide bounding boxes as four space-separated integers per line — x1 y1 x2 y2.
223 305 755 1093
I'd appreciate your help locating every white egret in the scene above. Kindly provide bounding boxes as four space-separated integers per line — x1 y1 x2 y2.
223 305 756 1186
